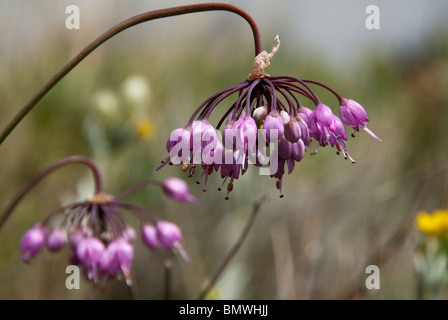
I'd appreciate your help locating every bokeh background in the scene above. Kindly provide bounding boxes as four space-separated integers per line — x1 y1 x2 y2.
1 0 448 300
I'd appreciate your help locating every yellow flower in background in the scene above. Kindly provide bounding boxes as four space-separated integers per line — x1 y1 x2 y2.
416 210 448 237
136 118 156 141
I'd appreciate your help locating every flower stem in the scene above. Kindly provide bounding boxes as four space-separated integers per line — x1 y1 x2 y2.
301 79 343 101
115 179 161 200
197 195 266 300
164 259 173 300
0 155 102 231
0 3 261 146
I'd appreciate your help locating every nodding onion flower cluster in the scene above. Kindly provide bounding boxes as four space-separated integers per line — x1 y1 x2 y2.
157 36 380 199
14 156 198 287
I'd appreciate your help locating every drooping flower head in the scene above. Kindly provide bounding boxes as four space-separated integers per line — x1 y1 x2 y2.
157 36 380 198
11 156 197 288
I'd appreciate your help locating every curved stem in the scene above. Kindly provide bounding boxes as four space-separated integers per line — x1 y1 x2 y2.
187 81 248 126
197 195 266 300
115 179 161 200
0 155 102 231
301 78 343 101
0 3 261 146
116 202 157 224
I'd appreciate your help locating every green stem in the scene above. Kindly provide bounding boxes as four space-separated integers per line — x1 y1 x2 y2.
197 195 266 300
0 3 261 146
0 155 102 231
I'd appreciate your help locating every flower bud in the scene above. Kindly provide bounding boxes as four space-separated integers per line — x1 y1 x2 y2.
263 111 284 142
284 118 302 143
252 106 268 121
142 224 159 250
280 110 291 125
162 177 199 205
156 221 183 251
20 224 47 261
47 227 67 252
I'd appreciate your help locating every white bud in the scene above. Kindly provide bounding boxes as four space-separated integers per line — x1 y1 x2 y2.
280 110 291 125
252 106 268 121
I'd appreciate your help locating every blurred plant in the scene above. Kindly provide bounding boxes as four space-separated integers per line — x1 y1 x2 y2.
83 75 155 158
414 209 448 299
0 155 197 288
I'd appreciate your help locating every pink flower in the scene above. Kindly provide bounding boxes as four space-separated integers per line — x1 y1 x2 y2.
339 98 381 141
20 224 47 261
162 177 199 205
47 227 66 252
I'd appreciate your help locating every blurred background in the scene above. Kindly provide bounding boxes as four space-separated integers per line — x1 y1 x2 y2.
1 0 448 299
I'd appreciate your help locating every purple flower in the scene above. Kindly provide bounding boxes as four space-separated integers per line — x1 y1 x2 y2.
291 139 305 162
166 126 192 153
47 227 67 252
339 98 381 141
156 67 380 197
219 149 244 199
331 115 348 141
233 115 258 152
309 103 336 144
330 115 355 163
298 106 313 125
192 120 217 150
156 221 182 251
263 111 284 142
166 127 192 167
162 177 199 204
76 237 106 283
270 136 306 198
222 122 234 149
202 139 223 170
142 224 159 249
20 224 47 261
101 238 134 284
284 117 302 143
156 220 189 262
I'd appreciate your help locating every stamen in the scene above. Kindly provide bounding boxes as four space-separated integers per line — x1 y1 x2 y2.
218 176 229 191
203 167 210 192
225 178 234 200
196 169 206 185
155 157 171 172
173 242 190 262
276 179 284 198
188 165 196 178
